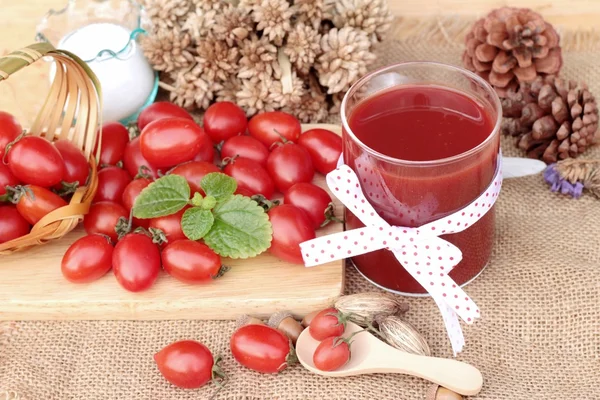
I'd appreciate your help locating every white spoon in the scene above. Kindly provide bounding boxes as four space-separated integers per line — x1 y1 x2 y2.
296 321 483 396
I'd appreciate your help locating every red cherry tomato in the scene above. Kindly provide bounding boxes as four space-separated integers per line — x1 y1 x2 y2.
113 233 161 292
297 129 342 174
94 166 132 203
14 185 67 225
121 178 152 229
154 340 216 389
170 161 219 195
0 163 19 196
0 111 22 158
61 234 114 283
248 111 301 148
149 207 188 244
0 205 30 244
313 336 351 372
192 128 215 163
123 136 158 179
7 136 66 187
203 101 248 143
309 307 345 341
97 122 130 166
137 101 194 131
161 240 223 284
140 118 206 169
230 324 292 374
83 201 128 243
267 204 315 264
221 135 269 166
284 183 332 229
266 143 314 193
53 140 90 187
224 157 274 199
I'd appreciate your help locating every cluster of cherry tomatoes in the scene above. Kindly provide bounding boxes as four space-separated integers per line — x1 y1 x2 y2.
1 99 342 291
154 305 356 393
0 111 91 244
71 100 342 291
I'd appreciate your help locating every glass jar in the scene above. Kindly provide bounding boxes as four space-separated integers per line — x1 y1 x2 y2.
36 0 158 124
341 62 502 296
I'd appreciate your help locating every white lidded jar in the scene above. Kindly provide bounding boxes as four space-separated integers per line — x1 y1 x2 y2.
36 0 158 124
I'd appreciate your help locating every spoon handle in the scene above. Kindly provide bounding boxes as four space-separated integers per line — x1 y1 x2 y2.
374 353 483 396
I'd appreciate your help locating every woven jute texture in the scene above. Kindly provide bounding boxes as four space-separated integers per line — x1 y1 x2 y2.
2 18 600 400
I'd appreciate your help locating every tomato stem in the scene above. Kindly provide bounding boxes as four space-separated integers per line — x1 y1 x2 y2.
0 193 9 203
209 355 228 400
220 155 238 169
4 185 33 204
54 181 80 197
214 140 224 153
148 227 168 246
126 121 140 140
213 265 231 279
321 203 345 228
134 165 153 180
115 215 133 241
333 328 367 349
1 130 26 165
269 129 288 150
251 194 280 212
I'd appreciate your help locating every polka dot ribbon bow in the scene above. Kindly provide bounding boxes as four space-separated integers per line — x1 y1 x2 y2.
300 154 503 356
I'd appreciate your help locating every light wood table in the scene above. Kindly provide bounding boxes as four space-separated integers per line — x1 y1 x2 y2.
1 0 599 126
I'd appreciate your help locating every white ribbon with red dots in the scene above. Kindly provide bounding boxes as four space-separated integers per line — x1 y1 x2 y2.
300 154 503 355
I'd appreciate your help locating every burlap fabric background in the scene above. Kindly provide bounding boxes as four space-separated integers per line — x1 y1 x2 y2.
1 17 599 400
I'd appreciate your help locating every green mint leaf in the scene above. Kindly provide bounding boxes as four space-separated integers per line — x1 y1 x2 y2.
201 195 217 210
133 175 190 219
191 192 204 207
181 207 215 240
201 172 237 202
204 195 272 259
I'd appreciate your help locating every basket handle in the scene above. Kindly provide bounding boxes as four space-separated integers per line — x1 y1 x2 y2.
0 43 56 81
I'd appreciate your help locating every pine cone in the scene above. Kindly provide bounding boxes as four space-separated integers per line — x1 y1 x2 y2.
195 38 240 83
211 5 252 46
238 34 278 81
140 28 194 73
503 76 599 163
325 0 393 43
284 75 329 123
236 76 276 116
291 0 325 30
284 23 322 75
251 0 294 46
182 8 217 43
462 7 563 97
316 27 375 94
329 92 345 114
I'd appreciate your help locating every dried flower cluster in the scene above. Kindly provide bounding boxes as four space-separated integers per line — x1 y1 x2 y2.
140 0 392 122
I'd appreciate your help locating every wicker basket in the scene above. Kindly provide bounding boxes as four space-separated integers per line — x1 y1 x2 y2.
0 42 102 255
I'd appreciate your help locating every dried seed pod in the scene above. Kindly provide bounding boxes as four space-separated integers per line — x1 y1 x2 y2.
376 315 431 356
235 314 265 329
334 292 409 326
301 310 320 327
425 384 463 400
268 311 304 344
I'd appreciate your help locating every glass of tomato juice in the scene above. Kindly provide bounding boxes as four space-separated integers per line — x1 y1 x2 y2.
341 62 502 295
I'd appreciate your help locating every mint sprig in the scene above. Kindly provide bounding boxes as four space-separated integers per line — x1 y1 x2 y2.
132 175 190 219
132 172 272 258
204 195 273 259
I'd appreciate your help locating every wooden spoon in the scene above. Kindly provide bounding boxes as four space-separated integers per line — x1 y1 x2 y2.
296 321 483 396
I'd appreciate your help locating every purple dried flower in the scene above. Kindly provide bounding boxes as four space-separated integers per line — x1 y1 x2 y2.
543 163 584 198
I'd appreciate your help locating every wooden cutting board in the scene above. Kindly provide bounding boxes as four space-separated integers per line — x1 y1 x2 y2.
0 124 345 321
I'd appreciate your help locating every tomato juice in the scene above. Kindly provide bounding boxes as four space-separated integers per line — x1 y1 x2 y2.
342 65 501 295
